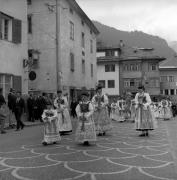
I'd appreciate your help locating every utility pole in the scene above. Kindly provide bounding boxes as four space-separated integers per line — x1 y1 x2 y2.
56 0 62 91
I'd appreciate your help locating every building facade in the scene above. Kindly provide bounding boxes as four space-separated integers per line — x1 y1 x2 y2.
97 47 120 97
27 0 99 100
159 56 177 100
97 45 165 97
0 0 28 98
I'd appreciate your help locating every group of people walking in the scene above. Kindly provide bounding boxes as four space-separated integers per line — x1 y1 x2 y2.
0 84 174 145
42 84 112 146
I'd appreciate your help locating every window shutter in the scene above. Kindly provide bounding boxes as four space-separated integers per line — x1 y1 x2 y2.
12 18 22 44
0 12 2 39
13 75 22 92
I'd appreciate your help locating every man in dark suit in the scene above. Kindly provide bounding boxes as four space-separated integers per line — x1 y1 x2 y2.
14 91 25 131
0 88 6 134
27 93 35 122
8 88 16 128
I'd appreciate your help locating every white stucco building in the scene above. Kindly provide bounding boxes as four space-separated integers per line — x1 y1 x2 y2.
27 0 99 100
0 0 28 98
97 47 120 97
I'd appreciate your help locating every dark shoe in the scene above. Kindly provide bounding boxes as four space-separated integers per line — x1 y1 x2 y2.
9 125 14 129
83 141 89 146
1 130 6 134
139 133 145 137
97 133 103 136
103 132 106 136
53 142 57 144
21 124 25 129
42 141 47 146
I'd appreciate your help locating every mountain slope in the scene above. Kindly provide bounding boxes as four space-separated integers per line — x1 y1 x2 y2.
94 21 175 60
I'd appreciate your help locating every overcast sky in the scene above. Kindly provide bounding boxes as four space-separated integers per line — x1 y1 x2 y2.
76 0 177 43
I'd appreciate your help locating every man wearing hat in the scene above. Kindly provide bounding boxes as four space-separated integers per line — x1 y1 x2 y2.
7 88 16 128
54 90 72 134
75 91 96 145
42 99 61 145
91 84 112 136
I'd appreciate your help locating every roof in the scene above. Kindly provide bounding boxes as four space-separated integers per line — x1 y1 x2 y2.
97 46 121 52
159 55 177 68
97 55 165 64
67 0 99 35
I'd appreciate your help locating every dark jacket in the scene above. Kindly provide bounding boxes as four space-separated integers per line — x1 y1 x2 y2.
8 93 16 111
14 98 25 115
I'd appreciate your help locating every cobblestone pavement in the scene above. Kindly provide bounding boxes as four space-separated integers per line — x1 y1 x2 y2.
0 119 177 180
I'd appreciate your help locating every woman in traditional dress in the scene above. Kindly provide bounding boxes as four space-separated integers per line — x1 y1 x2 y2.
135 86 157 137
92 84 112 136
117 99 126 122
110 99 120 121
75 91 96 145
159 99 172 120
54 90 72 134
130 99 136 122
42 101 61 145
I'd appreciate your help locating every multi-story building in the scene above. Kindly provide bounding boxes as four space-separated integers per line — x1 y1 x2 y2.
97 45 165 97
97 47 120 97
159 55 177 100
27 0 99 100
0 0 28 98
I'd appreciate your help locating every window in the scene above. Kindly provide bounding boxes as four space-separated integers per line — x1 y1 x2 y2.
171 89 174 95
130 79 135 87
0 13 21 43
27 0 32 5
108 80 115 88
135 79 141 87
160 90 163 95
90 39 93 53
91 64 93 77
70 53 74 72
165 89 169 95
81 20 84 26
124 80 130 87
105 64 115 72
69 8 73 14
82 59 85 74
160 76 168 82
81 32 85 48
69 21 74 40
150 63 157 71
169 76 174 82
28 15 32 34
98 80 105 88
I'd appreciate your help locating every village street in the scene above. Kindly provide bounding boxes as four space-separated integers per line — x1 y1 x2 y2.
0 119 177 180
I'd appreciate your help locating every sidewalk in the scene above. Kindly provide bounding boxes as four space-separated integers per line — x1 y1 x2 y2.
4 113 42 130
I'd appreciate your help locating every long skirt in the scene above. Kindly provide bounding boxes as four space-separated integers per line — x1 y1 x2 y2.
111 109 124 122
75 118 96 143
93 107 112 134
57 108 72 133
43 119 61 144
135 106 157 131
159 107 172 120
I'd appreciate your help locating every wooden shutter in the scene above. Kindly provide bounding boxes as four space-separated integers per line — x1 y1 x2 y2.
12 18 22 44
13 75 22 92
0 12 2 39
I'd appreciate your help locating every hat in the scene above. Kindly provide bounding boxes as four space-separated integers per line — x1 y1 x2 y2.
57 90 62 94
81 91 89 97
138 85 145 91
96 83 102 91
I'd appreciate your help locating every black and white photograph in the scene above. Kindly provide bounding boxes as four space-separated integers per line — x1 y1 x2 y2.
0 0 177 179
